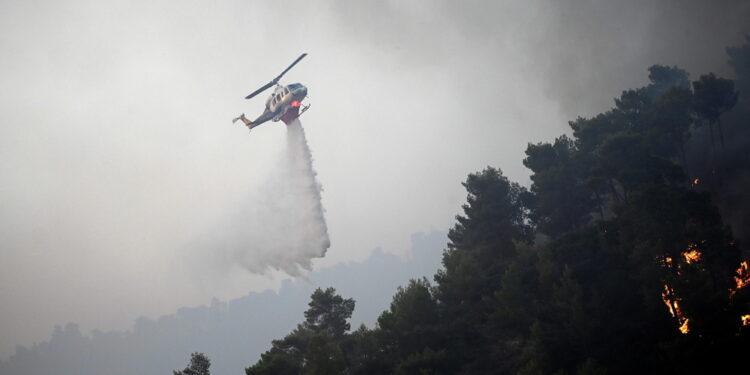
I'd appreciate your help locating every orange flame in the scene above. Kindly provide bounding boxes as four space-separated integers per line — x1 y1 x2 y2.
682 248 701 264
661 285 677 316
736 261 749 289
679 319 690 334
662 284 690 334
742 315 750 326
730 261 750 299
291 100 301 107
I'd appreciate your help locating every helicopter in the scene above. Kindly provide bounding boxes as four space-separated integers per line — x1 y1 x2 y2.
232 53 310 130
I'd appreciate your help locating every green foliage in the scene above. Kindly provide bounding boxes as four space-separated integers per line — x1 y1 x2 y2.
340 325 391 374
304 331 346 375
575 358 608 375
245 329 305 375
524 135 596 235
173 352 210 375
377 278 447 372
693 72 739 148
644 64 691 100
246 288 355 375
304 287 356 338
435 167 533 372
393 347 448 375
693 73 739 124
447 166 532 249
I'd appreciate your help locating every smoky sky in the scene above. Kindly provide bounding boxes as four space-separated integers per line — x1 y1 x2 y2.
1 0 748 359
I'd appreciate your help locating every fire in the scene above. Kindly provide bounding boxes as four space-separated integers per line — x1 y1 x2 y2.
679 319 690 334
736 261 750 289
742 315 750 326
730 261 750 299
661 285 677 316
682 251 700 263
661 284 690 334
730 261 750 298
693 178 700 185
291 100 301 107
682 246 701 264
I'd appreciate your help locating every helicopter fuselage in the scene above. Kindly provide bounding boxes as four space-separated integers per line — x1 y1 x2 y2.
267 83 307 121
247 83 308 127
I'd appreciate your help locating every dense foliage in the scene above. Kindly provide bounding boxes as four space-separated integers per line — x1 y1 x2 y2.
240 41 750 374
173 352 211 375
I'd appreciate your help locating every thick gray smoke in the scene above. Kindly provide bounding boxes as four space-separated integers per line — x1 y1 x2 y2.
198 120 329 277
682 39 750 252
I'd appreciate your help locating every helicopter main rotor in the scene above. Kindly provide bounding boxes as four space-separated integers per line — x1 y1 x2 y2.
244 53 307 100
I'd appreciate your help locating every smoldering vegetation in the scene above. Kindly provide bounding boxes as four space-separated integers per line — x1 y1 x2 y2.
195 119 330 277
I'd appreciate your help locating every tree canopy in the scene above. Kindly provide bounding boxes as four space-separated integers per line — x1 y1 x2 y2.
173 352 211 375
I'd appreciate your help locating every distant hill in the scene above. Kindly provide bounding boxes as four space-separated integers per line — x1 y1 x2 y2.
0 231 446 375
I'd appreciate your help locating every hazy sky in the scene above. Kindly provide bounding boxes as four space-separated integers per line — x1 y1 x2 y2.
1 0 748 358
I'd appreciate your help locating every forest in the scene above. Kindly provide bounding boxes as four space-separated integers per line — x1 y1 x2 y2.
174 38 750 375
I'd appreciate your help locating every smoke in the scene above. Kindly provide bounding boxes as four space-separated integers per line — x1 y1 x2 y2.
196 119 330 277
691 99 750 252
683 39 750 252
